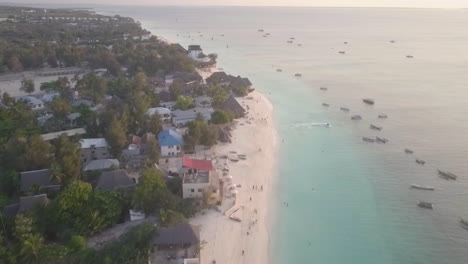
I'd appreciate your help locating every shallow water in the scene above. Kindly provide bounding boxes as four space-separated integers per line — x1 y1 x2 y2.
96 6 468 263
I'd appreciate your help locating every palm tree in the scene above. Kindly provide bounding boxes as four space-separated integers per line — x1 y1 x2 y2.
20 234 44 263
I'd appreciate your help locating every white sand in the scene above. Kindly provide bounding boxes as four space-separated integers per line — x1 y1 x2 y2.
190 91 278 264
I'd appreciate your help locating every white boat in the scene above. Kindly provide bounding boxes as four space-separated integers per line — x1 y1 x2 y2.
411 184 434 191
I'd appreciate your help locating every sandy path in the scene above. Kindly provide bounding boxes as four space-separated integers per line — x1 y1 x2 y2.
190 91 278 264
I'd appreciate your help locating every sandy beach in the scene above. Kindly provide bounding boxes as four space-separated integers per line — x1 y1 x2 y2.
190 90 278 264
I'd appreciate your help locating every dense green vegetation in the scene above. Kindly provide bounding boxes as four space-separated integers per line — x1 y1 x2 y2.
0 6 202 264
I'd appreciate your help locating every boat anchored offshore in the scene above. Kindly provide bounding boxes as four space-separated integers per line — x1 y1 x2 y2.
404 148 414 154
320 87 328 91
437 170 457 180
294 73 302 77
362 137 375 143
363 98 375 105
376 137 388 144
460 218 468 230
417 201 433 209
370 124 382 131
340 107 350 112
415 159 426 165
351 115 362 120
378 114 388 119
276 69 282 72
411 184 434 191
322 103 330 107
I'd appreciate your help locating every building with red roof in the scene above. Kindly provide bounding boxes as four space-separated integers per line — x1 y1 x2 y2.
181 157 217 199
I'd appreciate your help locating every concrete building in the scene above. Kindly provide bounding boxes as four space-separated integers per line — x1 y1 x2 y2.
158 129 183 157
79 138 111 165
181 157 215 199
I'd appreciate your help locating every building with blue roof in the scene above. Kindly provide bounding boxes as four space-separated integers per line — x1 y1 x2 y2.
158 129 183 157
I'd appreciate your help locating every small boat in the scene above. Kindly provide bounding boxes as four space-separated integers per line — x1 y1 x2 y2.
287 40 293 43
322 103 330 107
376 137 388 144
258 29 264 32
338 51 346 54
415 159 426 165
276 69 282 72
320 87 328 91
362 137 375 143
404 148 414 154
340 107 350 112
406 55 414 58
437 170 457 180
411 184 434 191
297 44 302 47
378 114 388 119
344 41 348 44
295 73 302 77
390 40 396 43
460 218 468 230
290 37 295 40
363 98 375 105
370 124 382 131
266 33 271 36
417 201 433 209
351 115 362 120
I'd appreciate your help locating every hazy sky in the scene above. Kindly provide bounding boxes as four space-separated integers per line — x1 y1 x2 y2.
9 0 468 8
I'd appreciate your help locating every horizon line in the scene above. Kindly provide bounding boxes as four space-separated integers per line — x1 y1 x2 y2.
1 2 467 10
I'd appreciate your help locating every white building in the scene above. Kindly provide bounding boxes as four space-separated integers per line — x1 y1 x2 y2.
172 107 214 128
79 138 111 165
181 157 216 199
157 129 183 157
17 96 45 110
146 107 172 123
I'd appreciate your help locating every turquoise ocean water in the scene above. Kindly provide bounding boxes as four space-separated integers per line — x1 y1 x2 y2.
92 7 468 263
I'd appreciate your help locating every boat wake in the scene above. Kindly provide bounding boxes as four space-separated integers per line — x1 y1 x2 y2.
293 122 331 129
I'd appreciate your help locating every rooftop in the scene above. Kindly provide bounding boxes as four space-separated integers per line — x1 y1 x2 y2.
96 169 135 191
84 159 120 171
147 107 171 116
182 157 213 171
158 129 183 147
20 169 60 192
80 138 108 149
152 222 200 246
18 194 49 214
17 96 44 106
41 128 86 141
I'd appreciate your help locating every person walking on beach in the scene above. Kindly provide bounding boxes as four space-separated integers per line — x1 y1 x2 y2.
242 250 244 256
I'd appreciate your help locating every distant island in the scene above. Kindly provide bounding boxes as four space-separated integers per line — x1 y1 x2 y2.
0 5 270 264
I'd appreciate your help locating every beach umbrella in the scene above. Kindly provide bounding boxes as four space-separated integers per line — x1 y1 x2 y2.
227 175 233 180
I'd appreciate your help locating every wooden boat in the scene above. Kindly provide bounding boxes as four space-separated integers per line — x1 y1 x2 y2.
276 69 282 72
415 159 426 165
417 201 433 209
362 137 375 143
370 124 382 131
406 55 414 58
437 170 457 180
375 137 388 144
258 29 264 32
410 184 434 191
294 73 302 77
351 115 362 120
404 148 414 154
344 41 348 44
338 51 346 54
378 114 388 119
320 87 328 91
363 98 375 105
322 103 330 107
340 107 350 112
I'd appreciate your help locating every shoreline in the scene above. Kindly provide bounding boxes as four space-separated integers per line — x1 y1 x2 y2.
190 89 279 264
124 19 281 263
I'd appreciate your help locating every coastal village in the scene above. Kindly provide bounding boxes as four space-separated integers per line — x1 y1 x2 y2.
0 6 275 264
